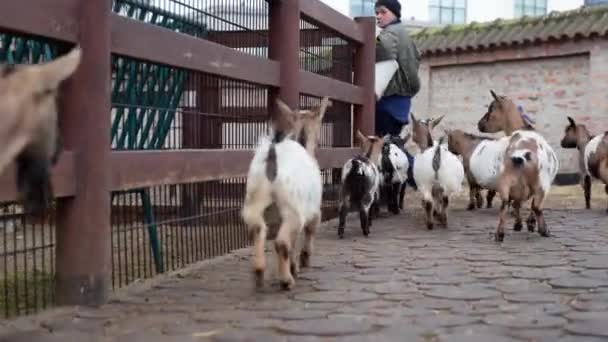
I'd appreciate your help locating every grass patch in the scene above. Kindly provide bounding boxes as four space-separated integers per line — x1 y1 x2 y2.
0 270 54 318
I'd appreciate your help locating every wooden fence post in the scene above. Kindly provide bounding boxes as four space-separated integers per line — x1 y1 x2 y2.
353 17 376 138
55 0 112 306
268 0 301 110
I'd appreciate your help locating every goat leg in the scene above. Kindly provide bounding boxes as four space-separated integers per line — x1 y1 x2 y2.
605 184 608 214
389 183 401 214
424 200 434 230
300 215 319 268
241 195 271 289
486 190 496 208
496 200 509 242
358 205 370 237
584 175 592 210
533 193 550 237
512 200 523 231
475 186 483 209
338 202 347 239
399 182 406 210
467 183 477 211
526 198 537 232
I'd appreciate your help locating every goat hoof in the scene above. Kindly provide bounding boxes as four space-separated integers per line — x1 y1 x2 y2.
495 231 505 242
254 269 264 288
427 223 434 230
467 204 475 211
527 220 536 232
539 229 550 237
338 228 344 239
513 222 523 231
299 251 310 268
279 278 295 291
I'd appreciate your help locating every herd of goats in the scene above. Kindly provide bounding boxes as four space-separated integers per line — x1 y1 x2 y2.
1 47 607 291
241 89 608 290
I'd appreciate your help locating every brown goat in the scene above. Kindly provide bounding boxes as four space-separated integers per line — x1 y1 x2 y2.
560 116 608 212
0 47 82 213
446 129 497 210
478 90 559 242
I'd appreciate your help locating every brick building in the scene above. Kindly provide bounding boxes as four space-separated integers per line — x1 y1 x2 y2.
411 6 608 179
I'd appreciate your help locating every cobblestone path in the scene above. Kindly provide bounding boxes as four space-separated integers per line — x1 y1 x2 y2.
2 205 608 341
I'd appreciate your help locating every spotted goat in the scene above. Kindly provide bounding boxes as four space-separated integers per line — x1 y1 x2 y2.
377 128 411 215
411 114 465 230
0 46 81 213
446 129 499 210
338 131 384 239
478 90 559 242
241 97 330 290
560 116 608 212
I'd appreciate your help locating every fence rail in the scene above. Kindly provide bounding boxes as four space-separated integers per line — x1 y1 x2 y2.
0 0 375 318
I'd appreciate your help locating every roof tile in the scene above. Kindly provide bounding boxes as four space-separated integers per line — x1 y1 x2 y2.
413 6 608 55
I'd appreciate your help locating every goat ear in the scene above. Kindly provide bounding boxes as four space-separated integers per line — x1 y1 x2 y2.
274 98 296 132
567 116 576 127
410 112 418 125
355 130 368 144
34 46 82 90
275 98 293 117
430 115 444 130
316 96 331 121
490 89 500 102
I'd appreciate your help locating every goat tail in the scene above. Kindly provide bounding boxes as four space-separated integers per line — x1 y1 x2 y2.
16 153 53 214
432 144 441 180
510 149 533 169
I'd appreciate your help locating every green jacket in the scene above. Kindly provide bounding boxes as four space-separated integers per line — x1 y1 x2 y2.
376 22 421 98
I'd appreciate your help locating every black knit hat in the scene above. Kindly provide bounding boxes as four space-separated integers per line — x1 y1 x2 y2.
375 0 401 18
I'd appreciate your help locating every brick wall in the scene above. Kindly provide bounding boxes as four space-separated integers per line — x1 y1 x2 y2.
412 39 608 176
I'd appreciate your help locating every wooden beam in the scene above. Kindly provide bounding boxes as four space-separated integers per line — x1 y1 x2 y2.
0 0 78 43
110 14 280 87
110 148 358 191
300 0 364 45
0 152 76 203
300 71 363 105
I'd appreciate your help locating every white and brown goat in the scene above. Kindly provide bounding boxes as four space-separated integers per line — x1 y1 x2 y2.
338 131 384 239
411 114 465 230
0 47 82 213
478 90 559 242
560 116 608 212
446 130 498 210
241 97 330 290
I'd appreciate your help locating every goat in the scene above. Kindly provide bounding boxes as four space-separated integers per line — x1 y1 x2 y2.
241 96 330 290
478 90 559 242
337 131 384 239
378 130 411 214
560 116 608 212
410 114 465 230
0 47 81 213
446 129 500 210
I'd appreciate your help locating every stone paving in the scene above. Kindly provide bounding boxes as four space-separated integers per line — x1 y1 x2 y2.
2 202 608 341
